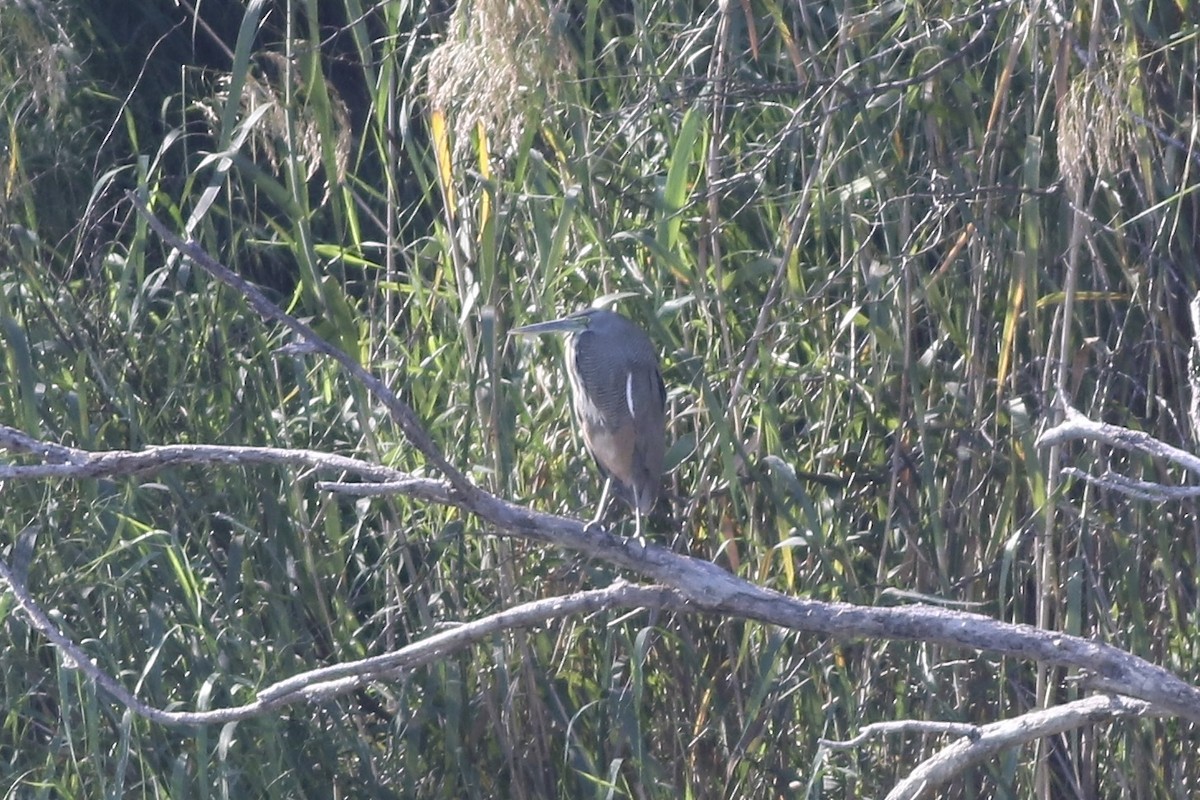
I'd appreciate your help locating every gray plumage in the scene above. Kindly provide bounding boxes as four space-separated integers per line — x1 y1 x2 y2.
511 308 666 537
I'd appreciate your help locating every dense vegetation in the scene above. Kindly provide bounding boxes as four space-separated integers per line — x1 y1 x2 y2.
2 0 1199 796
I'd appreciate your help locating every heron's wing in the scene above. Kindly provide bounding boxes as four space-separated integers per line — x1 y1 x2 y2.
571 331 665 512
626 363 666 512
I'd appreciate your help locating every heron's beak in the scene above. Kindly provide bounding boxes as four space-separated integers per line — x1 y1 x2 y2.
508 317 587 336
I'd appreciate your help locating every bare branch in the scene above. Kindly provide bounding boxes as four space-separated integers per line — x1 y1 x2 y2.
0 550 682 727
126 189 486 506
4 423 1200 724
0 426 404 483
1059 467 1200 501
0 551 184 727
819 720 981 751
884 695 1160 800
1036 406 1200 478
253 580 686 705
1036 406 1200 500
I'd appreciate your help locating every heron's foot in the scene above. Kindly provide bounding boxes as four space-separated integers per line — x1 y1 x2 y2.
583 519 609 536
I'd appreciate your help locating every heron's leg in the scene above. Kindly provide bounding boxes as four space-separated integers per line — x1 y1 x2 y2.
586 477 614 532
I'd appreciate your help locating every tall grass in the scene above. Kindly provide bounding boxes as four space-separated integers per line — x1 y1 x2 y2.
1 0 1199 797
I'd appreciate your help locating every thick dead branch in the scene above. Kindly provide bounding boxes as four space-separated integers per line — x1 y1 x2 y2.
0 429 403 483
4 423 1200 725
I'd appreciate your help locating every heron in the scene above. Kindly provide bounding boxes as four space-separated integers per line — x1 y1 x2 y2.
510 308 666 540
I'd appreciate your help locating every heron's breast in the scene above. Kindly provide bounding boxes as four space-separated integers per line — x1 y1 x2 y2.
581 423 638 487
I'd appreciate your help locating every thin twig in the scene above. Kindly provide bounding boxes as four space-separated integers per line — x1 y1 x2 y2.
819 720 981 750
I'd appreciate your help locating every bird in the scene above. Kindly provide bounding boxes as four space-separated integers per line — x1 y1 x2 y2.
510 307 666 540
